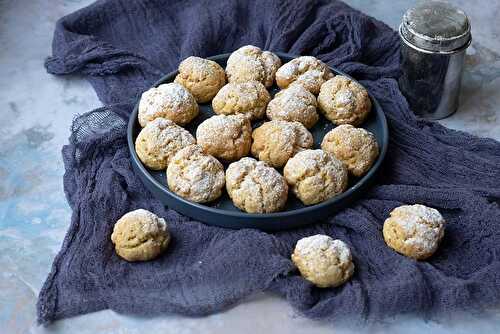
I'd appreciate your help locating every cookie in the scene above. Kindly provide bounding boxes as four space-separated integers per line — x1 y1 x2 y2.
225 45 281 87
251 120 313 168
167 145 225 203
135 118 196 170
321 124 379 177
292 234 355 288
275 56 333 94
318 76 371 126
212 81 271 120
111 209 170 262
284 149 348 205
174 56 226 103
196 114 252 162
226 157 288 213
266 84 319 129
138 82 199 127
383 204 446 260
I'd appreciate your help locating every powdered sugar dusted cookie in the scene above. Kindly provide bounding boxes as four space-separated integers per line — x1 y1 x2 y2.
226 157 288 213
383 204 446 260
226 45 281 87
138 82 199 127
266 84 319 129
111 209 170 262
212 81 271 120
196 114 252 162
167 145 225 203
251 120 313 168
284 149 348 205
135 118 195 170
321 124 379 177
275 56 333 94
318 76 371 126
174 56 226 103
292 234 354 288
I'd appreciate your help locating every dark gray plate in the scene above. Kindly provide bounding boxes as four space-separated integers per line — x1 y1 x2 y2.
127 53 388 231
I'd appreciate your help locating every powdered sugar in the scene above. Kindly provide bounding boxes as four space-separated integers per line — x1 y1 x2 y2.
295 234 352 263
138 82 198 126
391 204 445 252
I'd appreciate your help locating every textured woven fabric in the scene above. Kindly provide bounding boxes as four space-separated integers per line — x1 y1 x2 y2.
38 0 500 325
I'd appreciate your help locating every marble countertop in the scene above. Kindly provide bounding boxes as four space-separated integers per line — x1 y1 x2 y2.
1 0 499 333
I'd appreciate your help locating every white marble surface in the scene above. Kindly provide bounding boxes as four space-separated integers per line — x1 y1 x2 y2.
0 0 499 333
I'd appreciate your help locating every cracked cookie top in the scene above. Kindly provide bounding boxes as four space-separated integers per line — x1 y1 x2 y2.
266 84 319 129
196 114 252 162
138 82 199 127
251 120 313 168
111 209 170 262
135 118 196 170
383 204 446 260
318 75 371 126
167 145 225 203
321 124 379 177
225 45 281 87
275 56 333 94
174 56 226 103
283 149 348 205
226 157 288 213
212 81 271 120
292 234 354 288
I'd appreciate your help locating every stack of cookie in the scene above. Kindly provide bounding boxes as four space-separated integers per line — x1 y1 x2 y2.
134 45 380 213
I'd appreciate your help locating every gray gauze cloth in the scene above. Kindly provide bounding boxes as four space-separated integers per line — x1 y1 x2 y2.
38 0 500 325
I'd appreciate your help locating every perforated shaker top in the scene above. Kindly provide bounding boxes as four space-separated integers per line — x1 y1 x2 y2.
400 1 471 52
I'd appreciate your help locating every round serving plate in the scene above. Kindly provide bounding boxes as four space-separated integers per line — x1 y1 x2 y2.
127 52 388 231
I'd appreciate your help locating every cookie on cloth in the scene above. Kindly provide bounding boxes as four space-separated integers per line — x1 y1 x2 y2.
111 209 170 262
275 56 334 94
196 114 252 162
292 234 355 288
266 84 319 129
251 120 313 168
226 157 288 213
225 45 281 87
167 145 225 203
284 149 348 205
212 81 271 120
318 76 371 126
174 56 226 103
135 118 195 170
321 124 379 177
138 82 199 127
383 204 446 260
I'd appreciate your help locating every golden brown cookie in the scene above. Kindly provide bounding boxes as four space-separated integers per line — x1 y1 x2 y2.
318 76 371 126
138 83 199 127
212 81 271 120
251 120 313 168
196 114 252 162
321 124 379 177
266 84 319 129
174 56 226 103
284 149 348 205
135 118 196 170
225 45 281 87
226 157 288 213
292 234 354 288
167 145 225 203
111 209 170 262
275 56 334 94
383 204 446 260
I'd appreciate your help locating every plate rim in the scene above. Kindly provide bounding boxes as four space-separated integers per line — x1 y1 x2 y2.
127 52 389 222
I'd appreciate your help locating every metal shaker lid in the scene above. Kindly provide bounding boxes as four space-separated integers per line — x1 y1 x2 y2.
400 1 471 53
